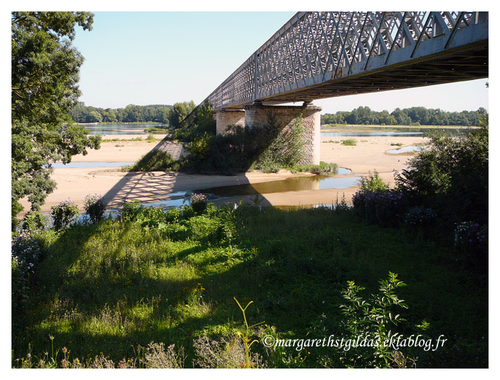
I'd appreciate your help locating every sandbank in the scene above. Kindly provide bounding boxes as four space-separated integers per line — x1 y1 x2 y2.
18 133 429 215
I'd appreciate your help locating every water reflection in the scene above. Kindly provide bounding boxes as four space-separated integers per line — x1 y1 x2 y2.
386 146 428 154
195 169 360 198
83 123 166 135
132 174 362 209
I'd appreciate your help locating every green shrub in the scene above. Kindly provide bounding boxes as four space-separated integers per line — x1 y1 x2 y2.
181 205 195 219
293 162 339 175
190 193 208 214
12 229 43 314
131 150 177 172
186 133 211 158
352 171 395 225
352 189 408 228
21 211 47 231
359 170 389 192
341 138 357 146
165 206 182 224
336 272 419 368
12 200 24 232
396 121 488 227
11 228 55 319
50 199 80 231
83 194 106 224
120 199 142 222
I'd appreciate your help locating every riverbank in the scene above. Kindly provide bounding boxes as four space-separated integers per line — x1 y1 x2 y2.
17 133 429 215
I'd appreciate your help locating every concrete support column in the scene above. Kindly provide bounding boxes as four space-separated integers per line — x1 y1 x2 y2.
244 104 322 165
215 109 245 135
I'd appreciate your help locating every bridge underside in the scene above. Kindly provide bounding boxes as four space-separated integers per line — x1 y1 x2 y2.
221 40 488 110
214 41 487 165
207 12 488 168
260 42 488 106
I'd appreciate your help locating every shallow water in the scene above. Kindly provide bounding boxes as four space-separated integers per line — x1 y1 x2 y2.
111 168 360 209
386 146 428 154
321 131 423 137
320 126 464 138
39 168 361 225
84 123 165 135
193 168 359 199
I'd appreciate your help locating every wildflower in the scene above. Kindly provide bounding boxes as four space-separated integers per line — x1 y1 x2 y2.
190 193 208 214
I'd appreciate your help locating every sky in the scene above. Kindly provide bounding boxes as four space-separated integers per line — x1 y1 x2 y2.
5 1 492 117
67 8 490 115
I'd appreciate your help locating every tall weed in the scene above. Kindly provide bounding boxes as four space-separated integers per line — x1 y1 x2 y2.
12 203 487 368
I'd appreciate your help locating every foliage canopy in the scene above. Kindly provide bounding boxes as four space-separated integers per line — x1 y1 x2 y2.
11 12 101 220
396 120 488 226
322 106 488 126
69 103 173 124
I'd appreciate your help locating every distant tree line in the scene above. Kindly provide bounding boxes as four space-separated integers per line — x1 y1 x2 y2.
321 106 488 126
70 102 488 127
68 102 197 126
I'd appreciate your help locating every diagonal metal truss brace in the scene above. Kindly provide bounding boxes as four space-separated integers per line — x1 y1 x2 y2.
206 11 488 111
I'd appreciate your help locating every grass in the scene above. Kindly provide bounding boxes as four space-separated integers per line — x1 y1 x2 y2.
12 204 487 368
146 133 157 143
292 162 339 175
144 127 170 133
128 149 178 172
101 136 145 142
341 138 357 146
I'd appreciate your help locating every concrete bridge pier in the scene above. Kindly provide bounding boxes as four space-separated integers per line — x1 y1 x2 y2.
215 104 321 165
244 103 322 165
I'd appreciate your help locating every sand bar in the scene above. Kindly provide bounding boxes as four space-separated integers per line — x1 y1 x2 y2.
18 132 429 215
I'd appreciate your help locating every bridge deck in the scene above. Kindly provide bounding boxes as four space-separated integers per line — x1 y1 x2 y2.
205 12 488 111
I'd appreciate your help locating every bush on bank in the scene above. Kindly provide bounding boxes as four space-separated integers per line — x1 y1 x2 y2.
12 196 487 368
352 121 488 272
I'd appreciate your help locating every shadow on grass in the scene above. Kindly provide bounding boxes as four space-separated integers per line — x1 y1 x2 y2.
13 206 488 368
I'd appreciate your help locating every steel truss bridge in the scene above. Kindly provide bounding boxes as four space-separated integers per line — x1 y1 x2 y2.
206 11 488 111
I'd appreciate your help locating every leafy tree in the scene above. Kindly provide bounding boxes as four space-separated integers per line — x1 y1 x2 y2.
390 108 412 125
69 101 88 123
124 104 142 122
158 107 170 124
11 11 100 222
169 101 196 128
396 119 488 226
321 107 487 126
85 108 102 123
170 100 216 141
102 108 117 123
377 110 397 125
72 103 172 123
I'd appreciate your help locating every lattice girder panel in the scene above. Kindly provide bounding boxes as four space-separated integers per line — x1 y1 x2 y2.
205 11 488 110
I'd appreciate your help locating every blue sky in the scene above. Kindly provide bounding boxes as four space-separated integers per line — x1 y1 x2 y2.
71 10 489 114
72 12 298 109
6 2 490 115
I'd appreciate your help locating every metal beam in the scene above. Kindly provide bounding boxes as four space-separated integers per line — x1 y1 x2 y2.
204 12 488 111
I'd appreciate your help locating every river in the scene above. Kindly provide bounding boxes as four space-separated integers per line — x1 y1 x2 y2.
64 124 457 211
82 123 166 135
